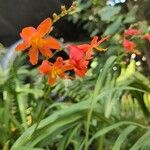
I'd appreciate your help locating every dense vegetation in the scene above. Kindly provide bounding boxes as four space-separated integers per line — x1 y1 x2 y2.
0 0 150 150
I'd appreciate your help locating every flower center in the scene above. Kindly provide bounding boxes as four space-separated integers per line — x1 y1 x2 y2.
31 37 46 48
51 67 62 78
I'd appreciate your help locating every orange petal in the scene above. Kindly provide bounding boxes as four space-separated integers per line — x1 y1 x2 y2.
28 47 39 65
55 57 64 66
38 60 51 75
40 47 53 58
97 36 110 45
37 18 52 37
63 65 73 72
45 37 60 50
20 27 37 41
85 49 93 60
68 45 84 61
74 68 86 77
59 72 65 78
48 76 56 85
91 36 98 45
77 44 90 52
16 42 30 51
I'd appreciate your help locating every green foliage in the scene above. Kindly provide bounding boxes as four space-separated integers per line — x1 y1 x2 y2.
0 54 147 150
68 0 138 37
0 1 150 149
99 6 121 22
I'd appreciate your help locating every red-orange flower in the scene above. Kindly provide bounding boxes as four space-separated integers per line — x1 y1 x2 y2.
67 45 89 77
83 36 109 60
74 36 109 60
38 57 72 85
124 29 142 36
16 18 60 65
144 34 150 42
90 36 109 50
67 36 109 77
123 39 140 55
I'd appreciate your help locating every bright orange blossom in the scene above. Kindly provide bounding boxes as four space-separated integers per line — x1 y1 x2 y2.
67 36 109 77
38 57 73 85
16 18 60 65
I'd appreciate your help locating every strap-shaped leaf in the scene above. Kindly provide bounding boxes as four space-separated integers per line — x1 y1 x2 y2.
130 130 150 150
88 121 148 146
112 125 137 150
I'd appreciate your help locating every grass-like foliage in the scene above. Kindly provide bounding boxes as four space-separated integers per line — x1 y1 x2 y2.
0 52 149 150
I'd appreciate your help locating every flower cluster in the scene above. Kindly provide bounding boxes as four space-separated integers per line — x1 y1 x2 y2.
16 18 109 85
122 28 150 55
67 36 109 77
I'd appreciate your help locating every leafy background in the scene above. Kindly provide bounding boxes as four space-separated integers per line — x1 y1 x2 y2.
0 0 150 150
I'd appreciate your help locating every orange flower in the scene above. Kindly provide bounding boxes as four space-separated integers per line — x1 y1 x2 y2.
38 57 72 85
124 29 142 36
67 45 89 77
144 34 150 42
123 39 140 55
67 36 109 77
74 36 109 60
84 36 109 60
16 18 60 65
90 36 109 50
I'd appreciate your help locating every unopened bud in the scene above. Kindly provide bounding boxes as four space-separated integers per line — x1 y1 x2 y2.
69 1 77 12
61 5 67 16
72 1 77 8
61 5 66 12
52 13 60 22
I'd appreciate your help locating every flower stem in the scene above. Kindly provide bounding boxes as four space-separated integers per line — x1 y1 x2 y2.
84 95 97 150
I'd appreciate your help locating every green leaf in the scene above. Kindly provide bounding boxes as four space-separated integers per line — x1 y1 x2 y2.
130 130 150 150
88 121 148 146
124 6 138 23
99 6 121 22
11 100 90 148
104 16 123 35
94 56 116 97
17 94 28 129
11 147 43 150
112 125 137 150
117 60 136 82
141 141 150 150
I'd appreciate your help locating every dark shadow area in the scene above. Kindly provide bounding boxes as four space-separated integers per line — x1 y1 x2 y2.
0 0 74 46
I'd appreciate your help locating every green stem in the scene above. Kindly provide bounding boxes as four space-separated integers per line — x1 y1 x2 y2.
97 124 105 150
44 85 52 102
98 136 104 150
84 93 98 150
84 81 102 149
84 76 103 150
34 83 52 130
30 81 52 138
3 91 10 133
